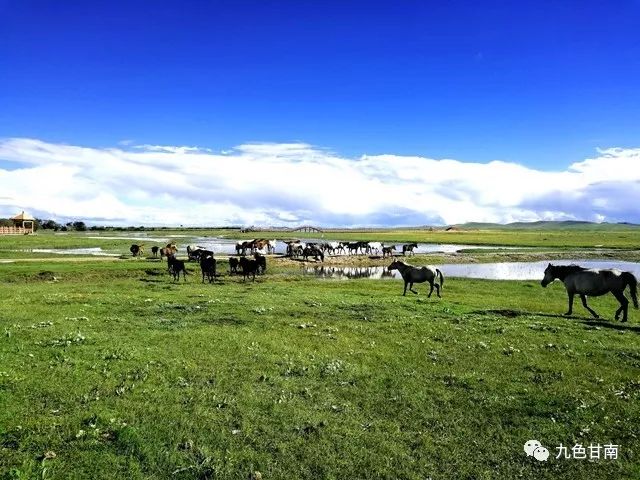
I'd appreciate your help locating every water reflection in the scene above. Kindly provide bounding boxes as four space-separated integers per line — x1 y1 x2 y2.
304 266 397 279
304 260 640 281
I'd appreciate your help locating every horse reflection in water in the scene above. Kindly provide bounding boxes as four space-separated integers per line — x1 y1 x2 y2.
541 263 638 322
388 260 444 297
306 266 395 280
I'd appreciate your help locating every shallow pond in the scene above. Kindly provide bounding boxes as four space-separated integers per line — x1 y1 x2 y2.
303 260 640 281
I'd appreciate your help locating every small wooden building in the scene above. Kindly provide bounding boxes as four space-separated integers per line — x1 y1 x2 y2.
0 211 35 235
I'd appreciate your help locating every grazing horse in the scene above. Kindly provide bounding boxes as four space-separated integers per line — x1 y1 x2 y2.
130 244 144 257
541 263 638 322
388 260 444 297
402 243 418 256
382 245 396 258
199 254 216 283
303 246 324 262
167 255 188 281
228 257 240 274
151 246 159 258
254 253 267 273
239 256 259 282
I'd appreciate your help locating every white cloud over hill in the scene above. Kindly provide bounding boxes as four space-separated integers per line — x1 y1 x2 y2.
0 138 638 226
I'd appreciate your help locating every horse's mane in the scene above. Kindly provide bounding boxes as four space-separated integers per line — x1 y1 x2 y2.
549 264 588 276
391 260 409 267
553 263 586 271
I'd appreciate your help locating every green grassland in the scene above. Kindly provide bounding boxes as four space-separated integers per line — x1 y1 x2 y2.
1 257 640 479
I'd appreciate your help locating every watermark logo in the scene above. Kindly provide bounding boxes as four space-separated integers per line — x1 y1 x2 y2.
524 440 549 461
525 440 619 461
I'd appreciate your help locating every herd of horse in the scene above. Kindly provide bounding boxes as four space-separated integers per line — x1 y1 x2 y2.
282 240 419 260
130 242 267 283
128 241 639 323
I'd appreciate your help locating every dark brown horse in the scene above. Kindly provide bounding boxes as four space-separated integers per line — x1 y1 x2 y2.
388 260 444 297
541 263 638 322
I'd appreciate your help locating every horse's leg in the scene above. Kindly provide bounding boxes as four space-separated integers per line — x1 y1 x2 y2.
435 282 441 298
410 282 418 294
612 291 629 322
403 281 408 296
565 292 574 316
580 294 599 318
427 281 434 298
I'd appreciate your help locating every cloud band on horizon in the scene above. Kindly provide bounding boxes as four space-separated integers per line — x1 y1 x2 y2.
0 138 638 226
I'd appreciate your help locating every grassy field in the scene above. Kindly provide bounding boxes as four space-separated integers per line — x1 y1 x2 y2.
1 255 640 479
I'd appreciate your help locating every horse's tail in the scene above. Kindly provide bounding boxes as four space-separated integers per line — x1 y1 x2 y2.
436 268 444 288
623 271 638 308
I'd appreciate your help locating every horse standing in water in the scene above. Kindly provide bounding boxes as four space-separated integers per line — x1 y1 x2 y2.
541 263 638 322
388 260 444 297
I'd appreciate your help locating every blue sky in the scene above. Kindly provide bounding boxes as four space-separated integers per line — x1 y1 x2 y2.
1 1 639 225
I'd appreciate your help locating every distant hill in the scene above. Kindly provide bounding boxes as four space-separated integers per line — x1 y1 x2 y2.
452 220 639 230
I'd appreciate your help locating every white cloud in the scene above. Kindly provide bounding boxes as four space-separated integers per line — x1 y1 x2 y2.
0 137 639 226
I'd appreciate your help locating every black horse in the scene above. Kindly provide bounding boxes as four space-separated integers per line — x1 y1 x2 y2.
130 244 144 257
229 257 240 274
239 256 259 282
200 254 216 283
382 245 396 258
388 260 444 297
254 253 267 274
302 246 324 262
541 263 638 322
167 255 188 281
151 246 159 257
402 243 418 256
